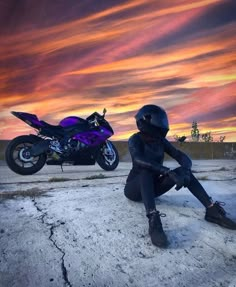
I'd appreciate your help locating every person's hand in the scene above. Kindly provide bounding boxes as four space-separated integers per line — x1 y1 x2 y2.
183 168 191 187
152 165 170 175
167 170 184 190
179 167 191 187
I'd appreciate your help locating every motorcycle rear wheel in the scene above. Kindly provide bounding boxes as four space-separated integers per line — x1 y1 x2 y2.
5 135 47 175
96 141 119 171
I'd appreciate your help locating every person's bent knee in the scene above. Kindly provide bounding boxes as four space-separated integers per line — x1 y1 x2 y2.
124 186 142 202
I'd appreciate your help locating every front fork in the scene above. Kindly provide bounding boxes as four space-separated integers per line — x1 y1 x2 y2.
104 140 113 153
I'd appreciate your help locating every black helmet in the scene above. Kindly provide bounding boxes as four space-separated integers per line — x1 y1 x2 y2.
135 105 169 137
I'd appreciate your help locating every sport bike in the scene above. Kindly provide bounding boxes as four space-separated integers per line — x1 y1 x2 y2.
5 109 119 175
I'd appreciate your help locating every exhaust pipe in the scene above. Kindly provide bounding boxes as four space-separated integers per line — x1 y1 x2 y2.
30 140 50 156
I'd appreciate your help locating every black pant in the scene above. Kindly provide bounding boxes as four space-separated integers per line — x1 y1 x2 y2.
124 167 212 214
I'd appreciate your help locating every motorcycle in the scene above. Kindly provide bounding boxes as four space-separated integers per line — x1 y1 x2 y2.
5 108 119 175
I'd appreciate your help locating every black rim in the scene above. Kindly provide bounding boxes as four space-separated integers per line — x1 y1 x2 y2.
13 143 40 168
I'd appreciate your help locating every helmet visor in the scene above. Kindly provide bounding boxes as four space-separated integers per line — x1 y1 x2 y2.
143 113 169 130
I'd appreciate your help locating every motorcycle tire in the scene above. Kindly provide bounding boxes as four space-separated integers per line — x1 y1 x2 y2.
96 141 119 171
5 135 47 175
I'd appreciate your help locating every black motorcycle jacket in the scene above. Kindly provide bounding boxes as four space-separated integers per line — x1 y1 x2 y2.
127 132 192 182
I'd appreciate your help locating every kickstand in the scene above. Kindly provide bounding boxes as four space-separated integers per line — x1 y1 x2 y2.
60 164 64 172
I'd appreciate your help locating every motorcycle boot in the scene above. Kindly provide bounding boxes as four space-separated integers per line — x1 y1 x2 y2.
147 210 169 248
205 202 236 230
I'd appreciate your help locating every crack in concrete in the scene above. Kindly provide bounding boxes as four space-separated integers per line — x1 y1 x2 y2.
1 175 235 188
0 174 128 186
198 178 236 181
49 225 72 287
32 198 72 287
192 168 232 173
1 180 54 185
32 199 47 224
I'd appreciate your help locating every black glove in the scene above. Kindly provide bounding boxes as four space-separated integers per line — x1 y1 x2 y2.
179 167 191 187
167 170 185 190
152 165 170 175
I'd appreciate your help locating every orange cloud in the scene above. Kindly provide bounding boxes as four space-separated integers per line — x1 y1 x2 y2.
0 0 235 141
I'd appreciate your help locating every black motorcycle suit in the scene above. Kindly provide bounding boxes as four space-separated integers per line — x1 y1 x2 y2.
124 132 212 214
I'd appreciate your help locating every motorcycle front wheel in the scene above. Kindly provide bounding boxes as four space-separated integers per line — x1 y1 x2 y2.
96 141 119 171
5 135 47 175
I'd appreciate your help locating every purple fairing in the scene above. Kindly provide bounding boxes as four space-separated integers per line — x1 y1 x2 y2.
12 111 113 146
60 116 113 146
60 116 86 127
73 127 113 146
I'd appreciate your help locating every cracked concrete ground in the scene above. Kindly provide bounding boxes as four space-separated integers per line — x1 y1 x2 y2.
0 160 236 287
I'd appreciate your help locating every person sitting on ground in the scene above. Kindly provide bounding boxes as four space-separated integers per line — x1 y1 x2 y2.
124 104 236 248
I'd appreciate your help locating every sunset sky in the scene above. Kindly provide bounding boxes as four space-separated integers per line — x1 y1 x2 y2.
0 0 235 141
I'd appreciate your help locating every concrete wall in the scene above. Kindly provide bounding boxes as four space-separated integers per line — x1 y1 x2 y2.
1 140 236 161
113 141 236 161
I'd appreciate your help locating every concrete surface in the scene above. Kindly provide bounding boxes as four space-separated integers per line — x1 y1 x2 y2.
0 160 236 287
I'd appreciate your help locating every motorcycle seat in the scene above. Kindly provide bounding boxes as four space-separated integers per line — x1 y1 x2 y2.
40 120 90 137
40 121 65 137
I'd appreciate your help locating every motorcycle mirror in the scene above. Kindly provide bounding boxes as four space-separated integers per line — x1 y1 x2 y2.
103 108 107 117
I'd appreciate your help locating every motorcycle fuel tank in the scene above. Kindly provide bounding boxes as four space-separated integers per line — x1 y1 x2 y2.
59 116 87 127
